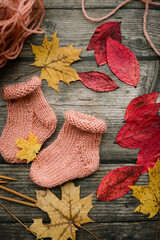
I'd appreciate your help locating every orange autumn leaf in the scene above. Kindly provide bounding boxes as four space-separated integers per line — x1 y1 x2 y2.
29 182 94 240
16 132 42 163
31 32 82 93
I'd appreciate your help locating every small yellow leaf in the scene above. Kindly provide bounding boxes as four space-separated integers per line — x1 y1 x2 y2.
31 31 82 93
16 132 42 163
130 159 160 218
29 182 94 240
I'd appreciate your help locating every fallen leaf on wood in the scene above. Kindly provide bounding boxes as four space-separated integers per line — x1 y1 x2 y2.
97 166 143 201
116 116 160 149
136 135 160 173
107 37 140 86
130 159 160 218
29 182 94 240
16 132 42 163
79 71 118 92
87 22 121 66
31 32 82 93
124 103 160 122
124 92 159 121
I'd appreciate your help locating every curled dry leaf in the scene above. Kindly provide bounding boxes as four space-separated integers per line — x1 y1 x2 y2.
130 159 160 218
16 132 42 163
97 166 143 201
107 37 140 86
31 31 82 93
29 182 94 240
87 22 121 66
79 71 118 92
124 92 159 121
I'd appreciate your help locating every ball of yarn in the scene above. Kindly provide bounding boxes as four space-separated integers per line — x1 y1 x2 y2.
0 0 45 68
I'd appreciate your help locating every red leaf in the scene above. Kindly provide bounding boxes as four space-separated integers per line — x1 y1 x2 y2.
94 37 108 66
87 22 121 66
124 92 159 121
79 71 118 92
125 103 160 122
107 37 140 86
97 166 143 201
87 22 121 50
116 116 160 149
136 135 160 173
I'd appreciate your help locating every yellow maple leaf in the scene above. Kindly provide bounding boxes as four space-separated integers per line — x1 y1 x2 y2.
130 159 160 218
31 32 82 93
16 132 42 164
29 182 94 240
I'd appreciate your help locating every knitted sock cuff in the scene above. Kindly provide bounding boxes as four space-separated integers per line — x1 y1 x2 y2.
65 110 107 133
2 76 42 100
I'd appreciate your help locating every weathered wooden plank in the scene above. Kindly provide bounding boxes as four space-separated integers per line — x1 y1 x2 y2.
15 8 160 57
0 164 157 223
0 60 159 163
43 0 154 9
0 221 158 240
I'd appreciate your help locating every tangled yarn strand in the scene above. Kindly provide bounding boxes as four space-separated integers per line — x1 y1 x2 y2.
0 0 45 68
81 0 133 22
81 0 160 56
143 0 160 56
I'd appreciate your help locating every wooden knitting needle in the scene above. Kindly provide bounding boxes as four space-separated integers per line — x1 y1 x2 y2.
0 185 37 203
0 175 17 181
0 181 8 184
0 196 36 207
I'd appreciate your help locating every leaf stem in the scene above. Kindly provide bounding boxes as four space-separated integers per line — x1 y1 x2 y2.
79 225 99 240
0 196 36 208
155 210 160 240
15 68 41 81
0 185 37 203
0 202 37 237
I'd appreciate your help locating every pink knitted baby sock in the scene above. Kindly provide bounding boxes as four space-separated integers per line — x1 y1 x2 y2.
0 76 57 163
30 110 106 187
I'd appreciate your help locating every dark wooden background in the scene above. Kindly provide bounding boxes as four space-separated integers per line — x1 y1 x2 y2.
0 1 160 239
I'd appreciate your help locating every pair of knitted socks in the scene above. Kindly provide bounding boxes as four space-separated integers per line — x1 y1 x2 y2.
0 76 106 188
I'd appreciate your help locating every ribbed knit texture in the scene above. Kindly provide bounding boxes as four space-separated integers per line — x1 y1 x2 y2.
0 76 57 163
30 110 107 187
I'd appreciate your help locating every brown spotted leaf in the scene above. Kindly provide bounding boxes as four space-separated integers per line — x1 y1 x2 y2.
29 182 94 240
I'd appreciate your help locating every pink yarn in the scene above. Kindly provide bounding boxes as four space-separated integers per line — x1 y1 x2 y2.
0 76 57 163
0 0 45 68
30 110 107 188
82 0 160 56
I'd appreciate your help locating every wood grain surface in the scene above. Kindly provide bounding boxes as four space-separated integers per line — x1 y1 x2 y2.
0 1 160 239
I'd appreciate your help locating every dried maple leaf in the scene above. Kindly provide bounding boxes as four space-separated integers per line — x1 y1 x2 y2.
16 132 42 163
29 182 94 240
130 159 160 218
31 32 82 93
